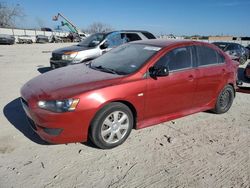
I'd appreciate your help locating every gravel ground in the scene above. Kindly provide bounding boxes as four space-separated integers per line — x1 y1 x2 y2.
0 43 249 188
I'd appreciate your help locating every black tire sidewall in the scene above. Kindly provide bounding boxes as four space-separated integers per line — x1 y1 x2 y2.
89 102 133 149
214 85 234 114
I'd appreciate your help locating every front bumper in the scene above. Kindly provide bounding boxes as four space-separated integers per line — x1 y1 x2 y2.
50 59 71 69
20 97 88 144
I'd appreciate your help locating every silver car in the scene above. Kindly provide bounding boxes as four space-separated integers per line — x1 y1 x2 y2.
50 30 156 69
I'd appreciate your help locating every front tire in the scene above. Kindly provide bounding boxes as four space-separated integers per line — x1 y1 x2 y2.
213 85 234 114
89 102 133 149
239 55 247 65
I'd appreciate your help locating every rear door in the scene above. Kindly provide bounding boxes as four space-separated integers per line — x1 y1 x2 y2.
145 45 197 119
193 45 227 107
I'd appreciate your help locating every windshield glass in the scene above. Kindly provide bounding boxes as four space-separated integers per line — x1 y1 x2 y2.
226 44 238 51
90 43 161 75
78 33 105 47
213 43 229 51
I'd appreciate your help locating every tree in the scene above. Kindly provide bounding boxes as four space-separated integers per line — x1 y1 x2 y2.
82 22 113 34
0 2 24 28
36 17 45 28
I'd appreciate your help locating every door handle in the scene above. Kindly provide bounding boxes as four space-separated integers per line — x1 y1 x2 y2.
187 75 194 81
222 69 226 75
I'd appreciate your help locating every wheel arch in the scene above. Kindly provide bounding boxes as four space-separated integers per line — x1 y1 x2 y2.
115 100 137 129
87 100 138 141
228 82 236 97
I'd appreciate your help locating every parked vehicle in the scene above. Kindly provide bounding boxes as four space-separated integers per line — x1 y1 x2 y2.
21 40 239 149
18 35 33 44
49 35 63 43
50 30 156 69
36 35 49 43
41 27 53 32
244 62 250 79
212 42 249 64
0 34 15 45
245 44 250 58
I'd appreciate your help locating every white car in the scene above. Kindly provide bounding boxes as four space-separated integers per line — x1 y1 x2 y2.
18 35 33 44
50 30 156 69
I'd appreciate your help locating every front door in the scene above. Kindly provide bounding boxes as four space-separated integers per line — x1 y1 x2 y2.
144 46 197 119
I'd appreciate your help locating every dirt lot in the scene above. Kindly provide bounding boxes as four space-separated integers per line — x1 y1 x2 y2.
0 43 249 188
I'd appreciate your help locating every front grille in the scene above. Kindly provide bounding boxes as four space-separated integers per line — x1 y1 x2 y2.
21 97 29 107
52 53 62 60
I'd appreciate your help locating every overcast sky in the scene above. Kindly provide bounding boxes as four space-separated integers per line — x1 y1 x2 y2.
6 0 250 36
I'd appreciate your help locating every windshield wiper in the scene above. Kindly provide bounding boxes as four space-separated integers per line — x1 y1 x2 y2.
91 65 120 75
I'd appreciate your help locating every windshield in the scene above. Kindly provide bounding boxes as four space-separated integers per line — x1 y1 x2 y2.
213 43 229 51
90 43 161 75
226 44 238 51
78 33 105 47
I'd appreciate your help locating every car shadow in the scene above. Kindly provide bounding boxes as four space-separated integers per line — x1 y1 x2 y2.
3 98 49 145
37 67 52 74
82 139 99 149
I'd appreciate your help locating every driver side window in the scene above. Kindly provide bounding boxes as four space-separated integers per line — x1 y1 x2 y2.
106 32 123 48
155 46 192 71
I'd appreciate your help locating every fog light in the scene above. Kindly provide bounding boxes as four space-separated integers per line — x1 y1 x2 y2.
43 128 63 136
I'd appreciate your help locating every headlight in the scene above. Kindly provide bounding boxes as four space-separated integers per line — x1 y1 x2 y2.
62 52 78 61
38 99 79 112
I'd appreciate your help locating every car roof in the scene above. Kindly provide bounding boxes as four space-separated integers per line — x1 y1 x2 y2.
130 39 201 47
118 30 152 33
213 42 238 45
98 30 154 35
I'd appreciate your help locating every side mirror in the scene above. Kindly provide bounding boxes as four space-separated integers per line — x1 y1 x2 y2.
149 66 169 78
100 41 109 49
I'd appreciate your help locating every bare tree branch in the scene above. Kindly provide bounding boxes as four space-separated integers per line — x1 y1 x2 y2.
0 2 25 28
82 22 113 34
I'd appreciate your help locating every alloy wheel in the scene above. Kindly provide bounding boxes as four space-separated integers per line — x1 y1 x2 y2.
101 111 130 144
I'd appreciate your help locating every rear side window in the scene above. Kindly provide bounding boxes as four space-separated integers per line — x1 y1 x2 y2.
217 53 225 64
125 33 142 42
155 46 193 71
197 46 218 66
142 32 156 39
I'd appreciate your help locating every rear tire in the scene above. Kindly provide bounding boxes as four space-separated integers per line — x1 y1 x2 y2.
213 85 234 114
89 102 133 149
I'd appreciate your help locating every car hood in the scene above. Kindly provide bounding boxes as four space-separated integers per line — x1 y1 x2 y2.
21 64 123 100
52 45 94 54
0 34 13 39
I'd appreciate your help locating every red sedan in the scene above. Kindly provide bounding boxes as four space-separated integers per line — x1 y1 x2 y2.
21 40 239 149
